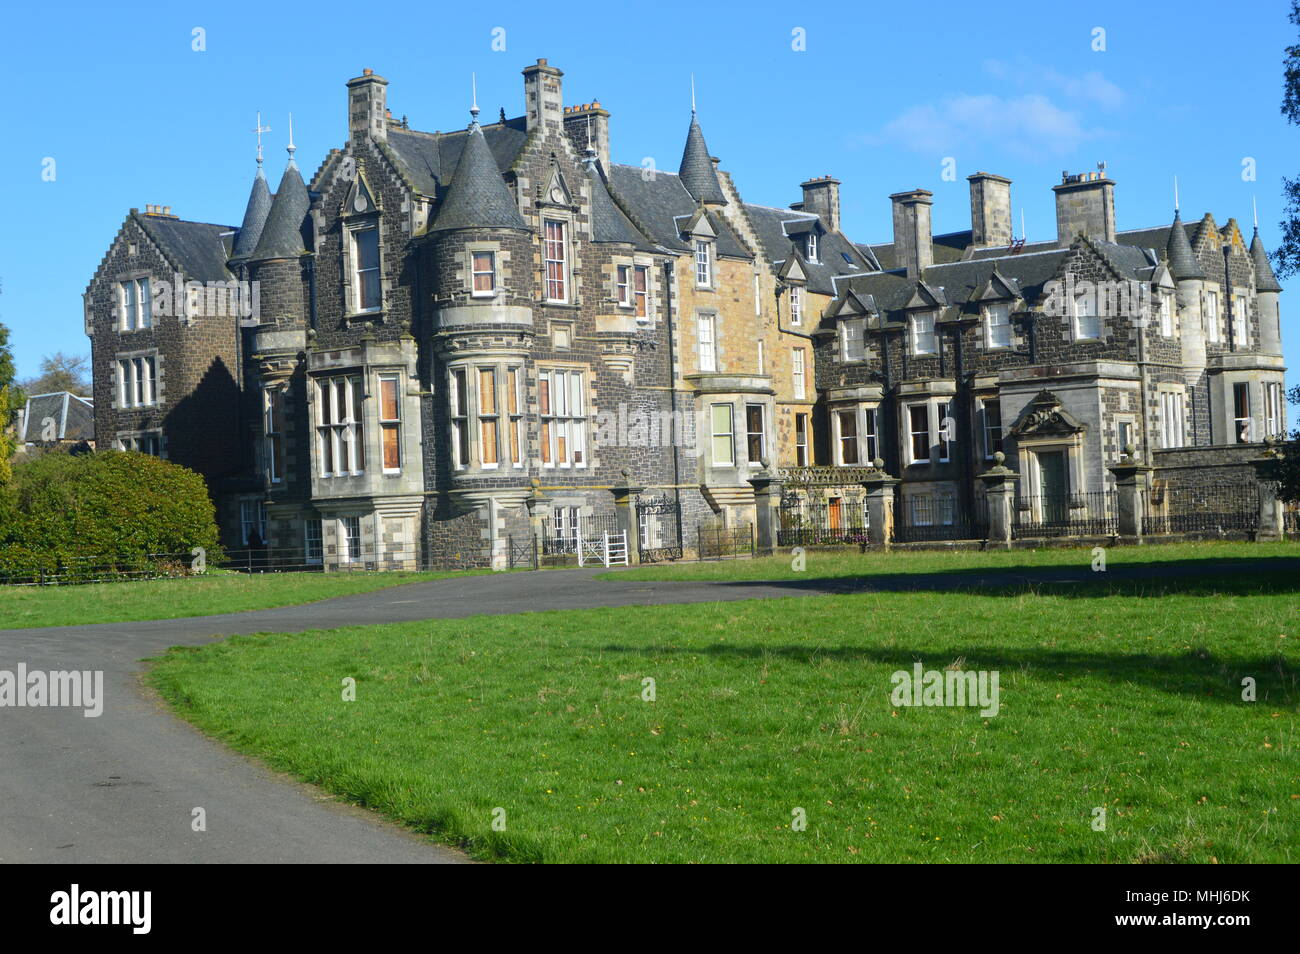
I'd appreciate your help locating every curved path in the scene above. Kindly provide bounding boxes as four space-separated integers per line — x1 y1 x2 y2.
1 558 1292 863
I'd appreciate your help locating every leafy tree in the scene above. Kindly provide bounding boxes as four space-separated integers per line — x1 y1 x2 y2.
19 352 91 396
0 322 20 507
1277 1 1300 277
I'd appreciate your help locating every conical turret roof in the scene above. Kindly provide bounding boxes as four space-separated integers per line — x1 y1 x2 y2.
679 114 726 205
250 159 310 262
1165 211 1204 281
1250 229 1283 293
431 122 526 232
231 165 273 262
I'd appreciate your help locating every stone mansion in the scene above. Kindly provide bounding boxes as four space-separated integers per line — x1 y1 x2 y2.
84 59 1287 565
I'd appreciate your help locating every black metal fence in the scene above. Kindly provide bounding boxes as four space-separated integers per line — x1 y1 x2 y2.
1146 482 1259 534
893 492 989 542
1013 491 1117 538
540 514 620 556
696 522 754 560
778 497 869 547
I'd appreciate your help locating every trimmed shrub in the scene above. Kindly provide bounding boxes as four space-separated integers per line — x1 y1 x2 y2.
0 450 221 583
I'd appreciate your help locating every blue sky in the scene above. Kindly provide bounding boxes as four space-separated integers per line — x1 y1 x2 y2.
3 0 1298 423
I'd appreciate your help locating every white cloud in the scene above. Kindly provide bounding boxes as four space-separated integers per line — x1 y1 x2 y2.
871 92 1097 157
983 59 1126 109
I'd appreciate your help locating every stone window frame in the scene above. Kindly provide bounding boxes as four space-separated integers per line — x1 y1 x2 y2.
466 242 500 299
977 395 1003 461
1204 289 1221 344
694 238 715 290
1113 415 1137 462
1156 385 1187 449
709 402 735 467
116 272 154 332
303 517 324 565
909 311 938 356
113 348 161 410
376 370 403 475
744 402 767 468
446 358 531 473
537 362 590 470
1157 289 1176 338
791 346 806 400
263 384 287 484
1068 290 1102 341
542 215 573 304
113 427 164 457
1265 380 1285 439
613 257 655 322
902 400 943 466
789 285 804 326
841 317 866 362
314 372 366 478
983 301 1013 350
697 310 719 373
342 216 384 319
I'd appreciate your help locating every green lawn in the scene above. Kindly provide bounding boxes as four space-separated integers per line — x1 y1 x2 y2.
603 540 1300 582
149 554 1300 863
0 569 491 629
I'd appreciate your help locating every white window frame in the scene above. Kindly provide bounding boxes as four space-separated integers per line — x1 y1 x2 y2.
1159 291 1175 337
710 403 734 467
835 409 860 466
1233 381 1251 443
906 402 931 465
240 499 267 547
910 312 937 355
350 225 382 314
980 398 1002 460
789 286 803 326
1232 295 1248 346
450 367 469 470
698 313 717 372
378 372 402 474
806 233 818 263
792 347 806 400
316 374 365 477
744 403 766 467
1205 291 1220 343
539 368 586 468
263 385 285 484
470 250 497 297
841 318 865 362
694 240 712 288
304 518 323 565
119 278 152 331
1072 293 1101 340
544 219 569 303
1265 381 1284 438
116 354 157 408
340 516 362 563
1159 390 1185 449
795 412 809 466
984 302 1012 349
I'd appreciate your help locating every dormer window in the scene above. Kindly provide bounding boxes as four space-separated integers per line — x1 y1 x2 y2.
1071 293 1100 340
695 240 712 288
910 312 937 355
351 226 381 312
119 279 153 331
842 318 865 361
790 286 803 325
1159 291 1175 337
985 302 1012 348
806 233 818 263
471 251 496 297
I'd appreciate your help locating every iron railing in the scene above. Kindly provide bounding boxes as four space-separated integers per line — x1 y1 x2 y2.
778 498 869 546
1146 483 1259 534
1013 491 1117 538
696 522 755 560
893 492 989 542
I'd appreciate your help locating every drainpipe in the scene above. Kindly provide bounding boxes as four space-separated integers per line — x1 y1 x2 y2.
664 260 683 544
1222 243 1236 353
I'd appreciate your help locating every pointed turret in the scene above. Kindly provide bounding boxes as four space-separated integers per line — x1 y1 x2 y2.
250 159 310 262
1250 228 1283 293
1165 211 1204 281
431 120 526 232
231 165 273 263
679 113 726 206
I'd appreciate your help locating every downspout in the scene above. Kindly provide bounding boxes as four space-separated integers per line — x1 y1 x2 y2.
664 260 683 545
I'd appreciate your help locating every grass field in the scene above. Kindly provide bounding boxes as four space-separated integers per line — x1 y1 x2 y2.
0 569 491 629
149 545 1300 863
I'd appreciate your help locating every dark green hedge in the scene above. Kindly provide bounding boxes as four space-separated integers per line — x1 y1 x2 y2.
0 450 222 583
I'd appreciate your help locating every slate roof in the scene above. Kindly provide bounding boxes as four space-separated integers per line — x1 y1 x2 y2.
20 392 94 443
606 164 749 257
385 118 528 197
587 163 654 249
430 123 528 232
230 166 273 263
865 230 972 269
743 203 875 295
134 212 235 282
678 115 726 205
1250 229 1283 293
250 160 311 262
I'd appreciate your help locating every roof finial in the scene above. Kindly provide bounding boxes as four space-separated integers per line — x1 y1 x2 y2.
1020 208 1026 242
470 72 480 125
690 74 697 116
1173 175 1179 214
252 111 271 168
287 112 296 164
1253 195 1259 231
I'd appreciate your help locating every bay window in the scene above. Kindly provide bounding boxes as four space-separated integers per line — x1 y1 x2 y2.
795 413 809 466
980 399 1003 459
710 404 734 466
450 368 470 469
745 404 766 466
478 367 499 467
1265 382 1284 438
264 386 285 483
837 410 859 465
1233 382 1251 443
378 373 401 473
908 404 931 463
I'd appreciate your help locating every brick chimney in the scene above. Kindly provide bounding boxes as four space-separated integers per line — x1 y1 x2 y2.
563 101 610 169
347 68 388 143
799 176 841 231
1052 166 1115 246
968 172 1012 248
523 58 563 133
890 189 933 279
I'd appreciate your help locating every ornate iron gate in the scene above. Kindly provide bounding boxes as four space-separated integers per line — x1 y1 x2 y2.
635 494 683 563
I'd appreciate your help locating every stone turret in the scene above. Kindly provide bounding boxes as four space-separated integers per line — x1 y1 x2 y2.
1250 228 1283 355
679 113 727 206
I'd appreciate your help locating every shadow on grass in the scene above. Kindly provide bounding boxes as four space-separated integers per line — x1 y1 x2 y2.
682 556 1300 600
593 641 1300 707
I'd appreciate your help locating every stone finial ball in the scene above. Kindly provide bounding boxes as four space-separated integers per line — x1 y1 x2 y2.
1123 442 1136 456
994 451 1005 465
872 457 884 469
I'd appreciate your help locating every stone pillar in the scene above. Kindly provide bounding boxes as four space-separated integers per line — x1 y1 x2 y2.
861 459 899 549
977 451 1019 548
610 469 644 565
1109 454 1152 540
525 478 549 562
748 464 783 557
1250 450 1285 542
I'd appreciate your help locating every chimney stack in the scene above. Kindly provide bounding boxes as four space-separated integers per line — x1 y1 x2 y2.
890 189 934 279
799 176 841 232
522 58 563 133
968 172 1012 248
1052 166 1115 246
347 68 389 143
563 101 611 169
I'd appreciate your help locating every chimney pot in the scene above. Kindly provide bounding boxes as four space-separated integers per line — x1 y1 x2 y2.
800 175 841 231
1052 166 1116 246
889 189 934 279
968 172 1013 248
